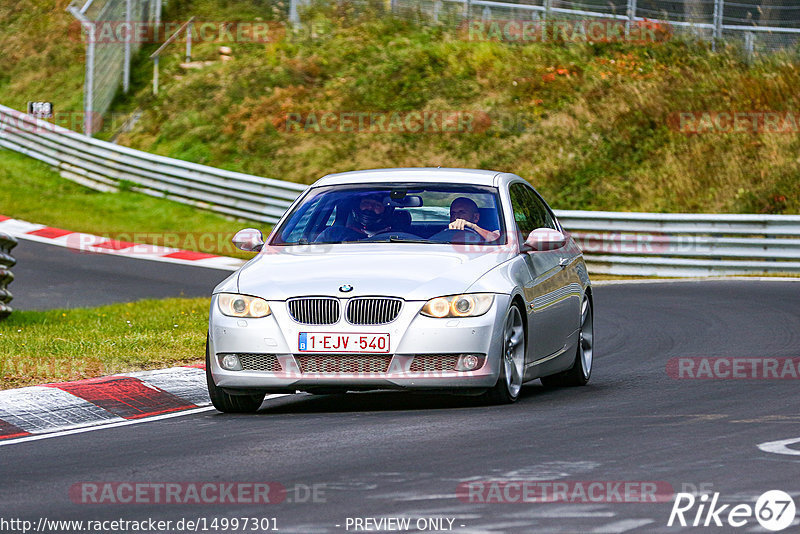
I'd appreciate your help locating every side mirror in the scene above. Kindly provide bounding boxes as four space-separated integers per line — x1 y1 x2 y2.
523 228 567 252
232 228 264 252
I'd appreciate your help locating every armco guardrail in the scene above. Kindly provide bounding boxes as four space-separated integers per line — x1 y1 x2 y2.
0 104 306 224
557 210 800 277
0 232 17 319
2 104 800 277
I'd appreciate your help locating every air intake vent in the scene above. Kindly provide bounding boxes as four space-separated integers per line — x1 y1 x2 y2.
409 354 460 372
346 298 402 325
238 354 282 372
295 355 393 374
287 298 340 325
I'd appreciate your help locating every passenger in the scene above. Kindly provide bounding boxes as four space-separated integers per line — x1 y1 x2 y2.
448 197 500 242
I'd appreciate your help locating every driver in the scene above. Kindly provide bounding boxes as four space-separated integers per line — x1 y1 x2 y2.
349 193 394 237
448 197 500 242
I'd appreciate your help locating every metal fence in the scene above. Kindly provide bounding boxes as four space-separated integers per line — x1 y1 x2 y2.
2 103 800 277
559 210 800 277
68 0 161 136
389 0 800 57
0 232 17 319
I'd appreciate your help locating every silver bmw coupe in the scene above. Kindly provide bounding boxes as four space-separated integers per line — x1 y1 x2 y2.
206 168 593 412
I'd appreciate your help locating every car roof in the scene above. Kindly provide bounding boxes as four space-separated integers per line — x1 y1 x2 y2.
313 168 504 187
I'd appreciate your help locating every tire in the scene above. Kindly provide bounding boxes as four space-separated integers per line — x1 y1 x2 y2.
206 336 265 413
483 303 526 405
541 295 593 388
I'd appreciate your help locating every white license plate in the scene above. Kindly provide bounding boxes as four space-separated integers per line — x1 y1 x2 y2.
298 332 390 353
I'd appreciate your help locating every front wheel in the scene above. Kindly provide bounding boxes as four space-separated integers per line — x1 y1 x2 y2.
541 295 593 388
206 336 265 413
483 303 526 404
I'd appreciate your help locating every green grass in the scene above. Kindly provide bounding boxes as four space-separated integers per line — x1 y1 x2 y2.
113 4 800 214
0 149 265 258
0 1 85 114
0 297 210 390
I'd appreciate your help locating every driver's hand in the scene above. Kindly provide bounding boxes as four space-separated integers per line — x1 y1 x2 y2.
449 219 473 231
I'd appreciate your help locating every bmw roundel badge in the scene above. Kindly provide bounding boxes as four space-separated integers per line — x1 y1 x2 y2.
339 284 353 293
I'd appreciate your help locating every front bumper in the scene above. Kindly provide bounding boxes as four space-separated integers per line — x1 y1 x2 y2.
208 294 510 392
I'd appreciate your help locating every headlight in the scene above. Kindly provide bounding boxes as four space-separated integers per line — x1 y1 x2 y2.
420 294 494 318
217 293 271 318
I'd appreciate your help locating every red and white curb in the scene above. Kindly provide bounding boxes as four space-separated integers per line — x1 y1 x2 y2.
0 365 212 444
0 215 246 271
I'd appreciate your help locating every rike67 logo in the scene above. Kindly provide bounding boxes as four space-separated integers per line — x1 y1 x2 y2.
668 490 797 531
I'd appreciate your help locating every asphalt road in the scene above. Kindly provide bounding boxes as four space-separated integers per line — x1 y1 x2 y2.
2 277 799 533
9 239 231 310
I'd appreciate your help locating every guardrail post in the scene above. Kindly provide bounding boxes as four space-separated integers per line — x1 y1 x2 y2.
712 0 724 51
68 5 96 136
123 0 132 94
542 0 550 42
153 56 159 94
626 0 637 37
744 30 754 63
0 232 17 320
186 20 193 62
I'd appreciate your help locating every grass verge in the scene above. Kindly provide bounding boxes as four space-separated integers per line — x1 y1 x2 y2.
0 148 265 259
0 297 210 390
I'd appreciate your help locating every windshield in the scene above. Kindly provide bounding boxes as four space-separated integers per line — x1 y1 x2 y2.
272 183 506 246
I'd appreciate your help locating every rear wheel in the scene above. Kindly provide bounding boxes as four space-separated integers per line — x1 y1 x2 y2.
483 303 525 404
541 295 593 388
205 336 265 413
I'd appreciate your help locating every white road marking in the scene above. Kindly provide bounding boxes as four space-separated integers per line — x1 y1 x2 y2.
0 406 216 447
757 436 800 456
0 394 290 447
0 217 244 271
0 386 122 433
590 519 654 532
121 366 210 406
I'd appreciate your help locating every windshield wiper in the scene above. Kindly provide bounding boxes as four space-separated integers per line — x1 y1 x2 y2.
385 236 430 243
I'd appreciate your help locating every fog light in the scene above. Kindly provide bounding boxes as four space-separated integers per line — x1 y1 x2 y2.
456 354 484 371
219 353 242 371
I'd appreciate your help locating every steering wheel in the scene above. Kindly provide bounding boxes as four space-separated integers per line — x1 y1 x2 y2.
313 226 364 243
429 227 484 244
460 225 482 237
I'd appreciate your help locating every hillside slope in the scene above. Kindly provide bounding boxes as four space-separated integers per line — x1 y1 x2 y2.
2 1 798 214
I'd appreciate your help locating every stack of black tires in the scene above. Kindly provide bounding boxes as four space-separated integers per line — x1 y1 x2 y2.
0 232 17 319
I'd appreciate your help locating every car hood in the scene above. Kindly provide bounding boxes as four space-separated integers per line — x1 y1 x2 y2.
227 244 516 301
